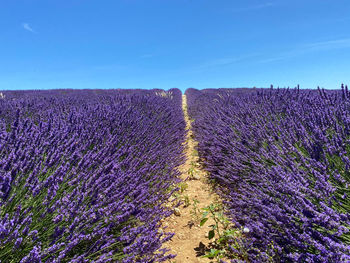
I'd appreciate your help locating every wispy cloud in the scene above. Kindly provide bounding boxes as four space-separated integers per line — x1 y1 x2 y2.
258 38 350 63
198 54 259 69
186 54 260 73
195 38 350 68
199 58 242 68
249 2 275 9
305 38 350 51
22 23 36 33
232 2 275 12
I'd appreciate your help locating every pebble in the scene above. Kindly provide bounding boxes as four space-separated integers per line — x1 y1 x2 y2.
192 174 201 180
174 208 181 216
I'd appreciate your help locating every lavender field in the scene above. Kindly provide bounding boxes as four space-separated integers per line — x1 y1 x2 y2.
0 89 186 262
186 87 350 262
1 87 350 262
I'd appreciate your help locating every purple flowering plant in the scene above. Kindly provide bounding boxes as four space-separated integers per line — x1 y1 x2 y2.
0 89 186 262
186 86 350 262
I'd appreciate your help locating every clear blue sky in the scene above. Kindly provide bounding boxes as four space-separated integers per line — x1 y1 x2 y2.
1 0 350 91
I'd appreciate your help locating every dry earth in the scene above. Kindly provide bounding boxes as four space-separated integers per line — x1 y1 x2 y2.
162 95 222 263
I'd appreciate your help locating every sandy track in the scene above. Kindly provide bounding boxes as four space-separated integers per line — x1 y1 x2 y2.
162 95 221 263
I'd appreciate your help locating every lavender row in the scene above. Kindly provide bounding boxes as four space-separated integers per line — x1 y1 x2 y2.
186 87 350 262
0 89 186 262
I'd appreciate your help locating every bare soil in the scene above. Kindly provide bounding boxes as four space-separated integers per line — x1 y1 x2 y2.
162 95 221 263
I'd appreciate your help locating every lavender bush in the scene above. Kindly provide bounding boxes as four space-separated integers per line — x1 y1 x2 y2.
0 89 186 262
186 86 350 262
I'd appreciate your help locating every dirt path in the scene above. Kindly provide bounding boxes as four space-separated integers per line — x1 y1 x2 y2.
162 95 221 263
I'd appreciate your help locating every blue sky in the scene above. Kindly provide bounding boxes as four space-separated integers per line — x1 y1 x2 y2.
1 0 350 91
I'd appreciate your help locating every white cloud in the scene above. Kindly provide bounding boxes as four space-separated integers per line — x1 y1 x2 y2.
195 38 350 68
200 58 242 67
250 2 275 9
22 23 36 33
258 38 350 63
198 54 259 69
305 38 350 51
233 2 275 12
